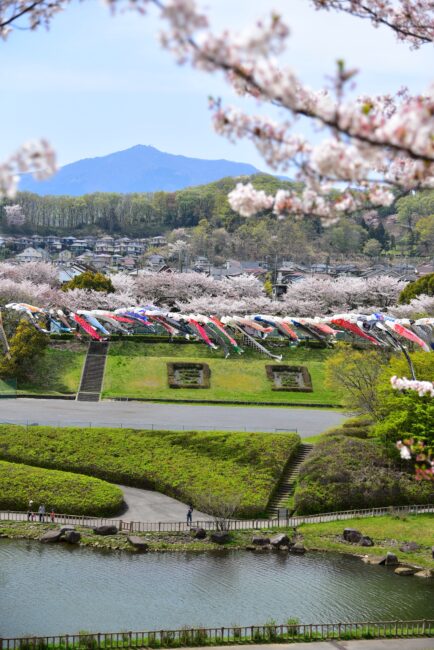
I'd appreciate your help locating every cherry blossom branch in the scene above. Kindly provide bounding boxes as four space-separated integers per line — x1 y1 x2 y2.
122 1 433 219
310 0 434 48
0 140 56 198
0 0 69 38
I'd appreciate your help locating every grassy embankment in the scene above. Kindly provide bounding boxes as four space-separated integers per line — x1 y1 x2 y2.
102 341 340 405
279 416 434 513
1 514 433 568
0 460 123 515
17 345 85 395
0 425 300 517
293 434 434 514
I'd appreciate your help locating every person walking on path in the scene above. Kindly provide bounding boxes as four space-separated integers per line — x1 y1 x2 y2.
50 510 55 523
186 505 193 526
27 500 34 521
38 504 46 523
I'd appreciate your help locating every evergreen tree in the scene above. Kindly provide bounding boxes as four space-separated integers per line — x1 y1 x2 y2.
62 271 115 293
0 320 48 382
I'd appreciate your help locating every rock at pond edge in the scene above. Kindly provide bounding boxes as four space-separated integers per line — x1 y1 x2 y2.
252 535 271 546
93 525 119 536
270 533 290 547
343 529 363 544
399 541 420 552
415 569 434 578
63 530 81 544
127 536 149 551
40 530 63 543
210 531 230 544
379 552 399 566
394 566 417 576
289 542 306 554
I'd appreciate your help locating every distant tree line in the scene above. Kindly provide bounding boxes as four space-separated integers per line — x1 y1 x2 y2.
1 176 433 261
0 175 293 237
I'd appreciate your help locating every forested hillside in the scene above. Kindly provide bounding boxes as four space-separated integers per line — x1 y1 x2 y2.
2 176 434 261
1 175 296 237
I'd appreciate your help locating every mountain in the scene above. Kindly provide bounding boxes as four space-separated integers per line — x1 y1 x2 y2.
19 145 261 196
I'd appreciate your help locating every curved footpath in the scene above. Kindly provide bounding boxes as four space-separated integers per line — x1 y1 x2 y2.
113 485 212 522
0 398 345 437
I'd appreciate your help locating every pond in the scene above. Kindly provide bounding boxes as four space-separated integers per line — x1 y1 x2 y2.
1 540 433 637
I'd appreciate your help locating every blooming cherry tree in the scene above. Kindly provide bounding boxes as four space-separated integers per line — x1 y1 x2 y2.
4 204 26 227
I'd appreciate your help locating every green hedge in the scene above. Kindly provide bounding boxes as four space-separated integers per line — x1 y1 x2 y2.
0 426 300 517
0 460 124 515
294 435 434 515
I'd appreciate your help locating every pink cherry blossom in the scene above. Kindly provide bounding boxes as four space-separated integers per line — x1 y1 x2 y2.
391 375 434 397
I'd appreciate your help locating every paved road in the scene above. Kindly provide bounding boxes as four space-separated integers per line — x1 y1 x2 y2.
0 399 345 436
188 642 434 650
113 485 212 523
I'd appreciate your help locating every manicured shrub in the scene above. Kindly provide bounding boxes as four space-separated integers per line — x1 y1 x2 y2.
0 426 300 517
294 435 434 515
0 460 123 515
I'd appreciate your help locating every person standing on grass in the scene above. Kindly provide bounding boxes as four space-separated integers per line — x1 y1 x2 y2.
50 509 55 523
187 505 193 526
38 504 46 523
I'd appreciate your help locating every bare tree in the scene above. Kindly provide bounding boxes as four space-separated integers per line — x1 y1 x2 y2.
195 492 241 531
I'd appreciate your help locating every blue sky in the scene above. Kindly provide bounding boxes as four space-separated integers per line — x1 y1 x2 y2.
2 0 432 170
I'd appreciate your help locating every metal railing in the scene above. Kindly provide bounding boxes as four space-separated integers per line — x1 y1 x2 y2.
1 503 432 533
1 619 433 649
0 418 297 433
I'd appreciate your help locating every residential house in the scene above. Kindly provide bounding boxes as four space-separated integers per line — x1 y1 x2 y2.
15 247 49 263
146 253 166 270
95 236 115 254
149 236 167 247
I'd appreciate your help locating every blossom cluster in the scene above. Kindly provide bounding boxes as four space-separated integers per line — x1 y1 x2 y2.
396 439 434 480
310 0 434 48
0 140 56 199
0 0 69 40
391 375 434 397
0 265 412 318
1 0 433 218
4 204 26 227
150 0 434 220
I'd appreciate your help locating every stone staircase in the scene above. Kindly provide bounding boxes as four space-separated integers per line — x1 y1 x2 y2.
76 341 109 402
266 443 314 518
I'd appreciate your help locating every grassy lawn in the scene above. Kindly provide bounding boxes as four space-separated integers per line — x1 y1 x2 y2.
0 459 123 516
103 341 340 405
0 424 300 517
299 514 434 569
18 346 85 395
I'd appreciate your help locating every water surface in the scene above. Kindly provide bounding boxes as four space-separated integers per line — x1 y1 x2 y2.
1 540 433 637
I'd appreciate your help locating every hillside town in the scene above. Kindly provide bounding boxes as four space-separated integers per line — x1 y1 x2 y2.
1 233 433 292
